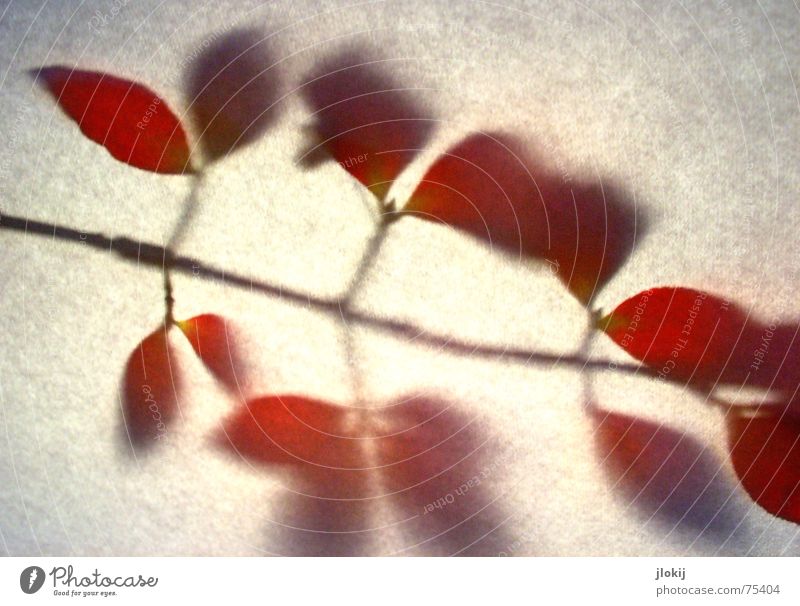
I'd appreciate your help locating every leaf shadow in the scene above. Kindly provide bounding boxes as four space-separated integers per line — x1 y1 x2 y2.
299 48 436 202
185 27 283 162
374 394 514 556
215 392 514 555
589 404 751 544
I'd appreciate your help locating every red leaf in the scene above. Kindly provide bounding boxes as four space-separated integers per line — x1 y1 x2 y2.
121 325 180 446
404 133 534 255
403 132 642 303
33 66 194 174
218 395 362 469
177 314 242 391
217 396 369 551
185 29 281 161
218 395 482 482
217 394 484 493
599 287 800 388
727 407 800 523
300 52 434 201
600 287 745 384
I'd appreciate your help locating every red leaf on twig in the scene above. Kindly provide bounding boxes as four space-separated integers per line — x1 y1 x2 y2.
404 132 642 303
599 287 800 389
121 325 181 446
177 314 243 391
33 66 194 174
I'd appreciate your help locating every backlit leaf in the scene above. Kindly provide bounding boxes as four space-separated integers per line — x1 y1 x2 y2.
727 406 800 524
177 314 242 391
599 287 800 389
404 132 642 303
218 395 362 469
121 325 180 446
33 66 194 174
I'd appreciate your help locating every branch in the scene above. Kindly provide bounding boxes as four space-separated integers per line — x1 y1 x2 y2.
0 210 652 378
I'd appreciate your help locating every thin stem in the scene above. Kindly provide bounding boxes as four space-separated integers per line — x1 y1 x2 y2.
167 173 205 250
579 315 597 408
163 172 205 323
339 204 403 404
341 210 402 308
335 202 405 537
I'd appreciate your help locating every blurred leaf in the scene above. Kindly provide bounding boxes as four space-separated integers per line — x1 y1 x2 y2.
404 132 643 303
121 325 180 446
217 395 369 553
300 51 434 201
33 66 194 174
590 404 739 535
218 395 362 472
218 393 508 555
727 406 800 524
177 314 243 392
371 394 507 556
185 28 281 161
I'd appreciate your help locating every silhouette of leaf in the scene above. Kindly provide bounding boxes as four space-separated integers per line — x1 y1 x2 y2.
373 395 507 555
727 406 800 524
590 404 739 536
218 393 509 555
185 28 281 162
177 314 242 391
121 325 180 446
32 66 194 174
218 395 371 554
300 51 434 201
403 132 642 303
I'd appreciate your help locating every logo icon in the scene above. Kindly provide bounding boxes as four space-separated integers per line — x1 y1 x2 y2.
20 566 45 594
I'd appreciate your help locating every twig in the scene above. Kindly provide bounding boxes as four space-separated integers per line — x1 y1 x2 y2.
0 209 652 377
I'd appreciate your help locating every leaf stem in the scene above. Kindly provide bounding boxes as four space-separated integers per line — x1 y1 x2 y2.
163 172 205 324
342 207 402 308
339 201 403 404
579 310 600 407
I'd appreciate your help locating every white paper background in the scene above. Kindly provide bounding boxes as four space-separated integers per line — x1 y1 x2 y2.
1 0 799 555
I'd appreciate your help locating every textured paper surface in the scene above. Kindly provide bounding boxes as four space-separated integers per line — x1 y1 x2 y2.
1 0 799 555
